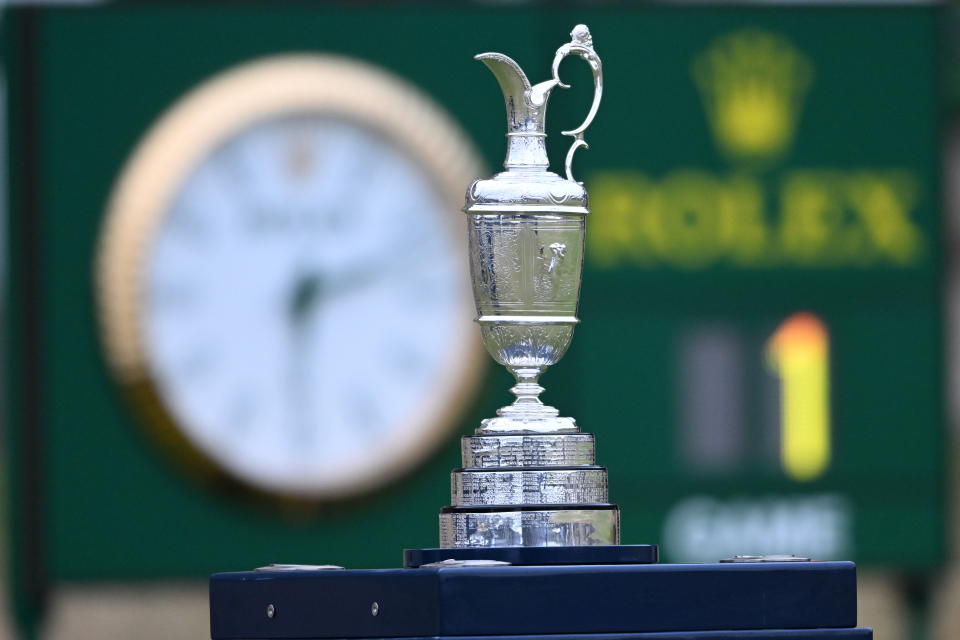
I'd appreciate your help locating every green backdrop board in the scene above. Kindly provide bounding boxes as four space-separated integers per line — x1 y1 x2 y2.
3 2 945 636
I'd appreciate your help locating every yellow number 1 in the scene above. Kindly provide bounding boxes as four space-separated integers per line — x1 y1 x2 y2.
765 313 831 482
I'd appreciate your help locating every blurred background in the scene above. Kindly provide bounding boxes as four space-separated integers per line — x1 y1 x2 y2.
1 0 958 638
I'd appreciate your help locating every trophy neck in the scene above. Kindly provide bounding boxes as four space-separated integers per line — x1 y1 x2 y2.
504 133 549 170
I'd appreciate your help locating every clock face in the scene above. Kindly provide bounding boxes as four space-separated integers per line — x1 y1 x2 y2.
98 57 483 499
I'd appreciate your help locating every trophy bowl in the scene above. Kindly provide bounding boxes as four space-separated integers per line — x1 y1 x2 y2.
468 209 585 433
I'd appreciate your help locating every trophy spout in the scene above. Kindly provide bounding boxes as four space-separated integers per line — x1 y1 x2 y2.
475 53 558 170
476 25 603 180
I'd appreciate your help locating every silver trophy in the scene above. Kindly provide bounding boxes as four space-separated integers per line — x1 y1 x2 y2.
439 25 617 548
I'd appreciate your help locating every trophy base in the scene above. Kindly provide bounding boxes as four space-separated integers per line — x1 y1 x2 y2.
450 467 609 506
462 433 595 467
439 504 619 548
440 432 617 548
478 415 579 434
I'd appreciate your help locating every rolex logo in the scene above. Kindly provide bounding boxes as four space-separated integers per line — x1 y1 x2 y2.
693 30 812 163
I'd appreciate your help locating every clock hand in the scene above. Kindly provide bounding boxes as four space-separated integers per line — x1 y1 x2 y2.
287 269 325 451
282 242 435 447
289 271 323 325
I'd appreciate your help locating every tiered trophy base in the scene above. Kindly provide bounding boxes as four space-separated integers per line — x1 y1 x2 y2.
439 505 619 548
440 431 619 548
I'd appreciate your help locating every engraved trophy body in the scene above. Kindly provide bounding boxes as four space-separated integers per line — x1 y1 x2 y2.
439 25 618 548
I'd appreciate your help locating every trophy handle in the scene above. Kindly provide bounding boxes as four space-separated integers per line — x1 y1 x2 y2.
551 24 603 183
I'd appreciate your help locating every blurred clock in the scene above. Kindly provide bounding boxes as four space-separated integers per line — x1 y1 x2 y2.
97 55 484 500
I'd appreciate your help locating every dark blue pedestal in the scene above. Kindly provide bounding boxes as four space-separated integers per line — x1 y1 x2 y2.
209 557 872 639
404 544 658 567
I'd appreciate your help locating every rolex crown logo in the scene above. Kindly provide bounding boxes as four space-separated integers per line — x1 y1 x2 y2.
693 30 812 162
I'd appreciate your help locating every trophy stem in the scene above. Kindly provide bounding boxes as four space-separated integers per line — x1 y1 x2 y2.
475 365 578 434
496 364 561 424
509 367 545 407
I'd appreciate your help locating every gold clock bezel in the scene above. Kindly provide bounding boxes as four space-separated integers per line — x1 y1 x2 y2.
96 54 485 503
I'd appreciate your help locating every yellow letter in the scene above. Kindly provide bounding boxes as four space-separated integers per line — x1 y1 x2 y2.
845 171 922 266
657 170 722 269
779 171 846 265
718 173 769 266
586 172 658 269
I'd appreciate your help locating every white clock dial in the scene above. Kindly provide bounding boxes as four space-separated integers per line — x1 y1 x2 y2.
98 57 483 499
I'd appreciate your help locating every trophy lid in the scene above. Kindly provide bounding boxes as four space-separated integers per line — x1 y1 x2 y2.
464 24 602 216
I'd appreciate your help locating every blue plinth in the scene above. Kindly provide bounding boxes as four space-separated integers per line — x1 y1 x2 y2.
209 560 872 639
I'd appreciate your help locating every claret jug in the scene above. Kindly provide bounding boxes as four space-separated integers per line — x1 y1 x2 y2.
441 25 615 548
